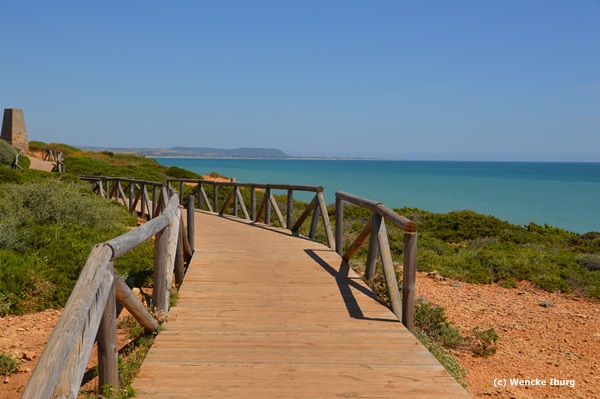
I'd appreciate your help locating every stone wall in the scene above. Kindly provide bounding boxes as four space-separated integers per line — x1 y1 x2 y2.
1 108 29 152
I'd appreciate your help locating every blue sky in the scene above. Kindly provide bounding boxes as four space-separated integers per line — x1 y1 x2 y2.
1 1 598 161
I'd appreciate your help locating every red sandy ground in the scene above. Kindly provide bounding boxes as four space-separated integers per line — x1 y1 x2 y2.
1 274 598 399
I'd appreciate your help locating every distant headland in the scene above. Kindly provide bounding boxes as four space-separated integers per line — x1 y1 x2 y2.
78 146 289 158
77 146 395 160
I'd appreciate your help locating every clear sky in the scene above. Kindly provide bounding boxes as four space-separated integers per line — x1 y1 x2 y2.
1 1 598 161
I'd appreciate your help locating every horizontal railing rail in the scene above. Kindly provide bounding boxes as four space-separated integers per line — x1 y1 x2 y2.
167 178 335 250
335 191 418 330
21 183 194 398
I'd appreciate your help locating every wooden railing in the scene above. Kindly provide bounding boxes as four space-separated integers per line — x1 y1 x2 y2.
20 173 418 396
335 191 418 330
167 178 335 250
21 186 194 398
80 176 166 220
12 150 23 170
42 147 65 172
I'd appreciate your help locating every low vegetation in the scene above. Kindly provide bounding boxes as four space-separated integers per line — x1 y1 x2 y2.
400 207 600 299
0 142 203 315
0 178 155 315
0 139 18 167
0 353 19 376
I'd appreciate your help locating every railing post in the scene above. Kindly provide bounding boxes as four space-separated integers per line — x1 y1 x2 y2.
233 187 239 217
140 184 146 218
129 182 135 212
287 189 294 229
187 195 195 254
264 187 272 225
153 225 169 313
402 231 418 330
175 218 185 288
152 184 159 218
309 196 320 240
251 187 257 221
335 197 343 255
213 183 219 212
97 262 119 395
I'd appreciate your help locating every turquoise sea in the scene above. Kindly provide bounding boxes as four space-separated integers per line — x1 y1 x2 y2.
155 158 600 234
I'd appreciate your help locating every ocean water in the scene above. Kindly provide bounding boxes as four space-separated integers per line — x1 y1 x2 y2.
155 158 600 234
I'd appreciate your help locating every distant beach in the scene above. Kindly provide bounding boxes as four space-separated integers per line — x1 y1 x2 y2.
156 158 600 234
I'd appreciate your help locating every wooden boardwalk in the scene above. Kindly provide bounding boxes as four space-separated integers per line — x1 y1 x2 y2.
132 211 471 398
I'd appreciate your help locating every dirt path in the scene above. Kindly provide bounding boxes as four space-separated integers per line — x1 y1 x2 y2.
27 157 54 172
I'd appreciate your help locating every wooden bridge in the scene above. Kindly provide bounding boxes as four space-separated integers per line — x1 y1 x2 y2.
22 177 471 398
132 211 468 398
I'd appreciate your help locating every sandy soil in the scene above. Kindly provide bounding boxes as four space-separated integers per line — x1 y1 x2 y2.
418 272 599 398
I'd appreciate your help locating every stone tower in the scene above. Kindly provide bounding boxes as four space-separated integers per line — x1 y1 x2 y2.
1 108 29 152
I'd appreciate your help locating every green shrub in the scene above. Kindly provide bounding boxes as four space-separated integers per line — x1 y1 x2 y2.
0 165 24 184
45 142 81 156
388 206 600 299
471 327 498 357
577 253 600 271
64 154 168 182
165 166 202 179
17 155 31 169
0 139 17 166
28 141 47 152
414 299 463 349
0 179 145 314
0 353 19 376
0 181 135 232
